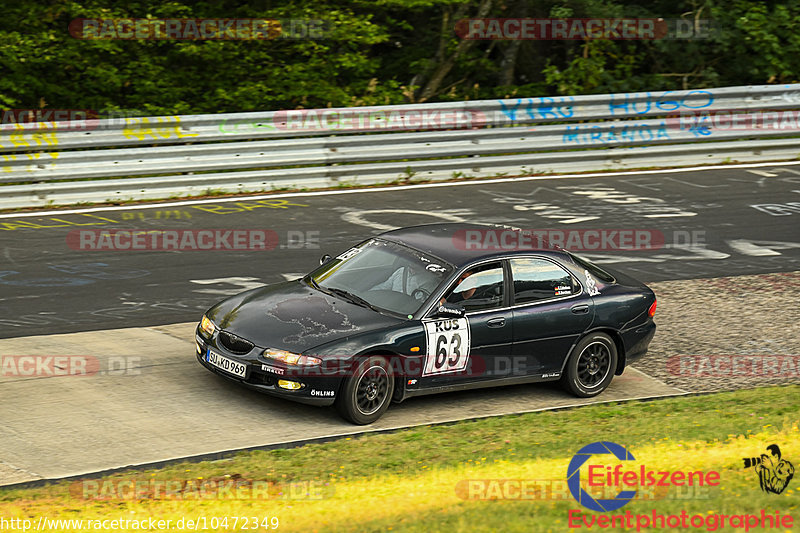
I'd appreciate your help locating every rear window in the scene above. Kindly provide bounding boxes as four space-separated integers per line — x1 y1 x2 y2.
566 251 616 283
510 258 578 304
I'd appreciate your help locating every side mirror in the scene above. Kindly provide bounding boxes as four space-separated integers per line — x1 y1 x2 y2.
433 302 465 318
319 254 332 265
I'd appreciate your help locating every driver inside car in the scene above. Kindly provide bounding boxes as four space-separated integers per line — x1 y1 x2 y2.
371 264 437 300
440 270 476 305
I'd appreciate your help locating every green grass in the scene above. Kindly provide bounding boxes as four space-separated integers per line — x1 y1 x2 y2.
1 386 798 532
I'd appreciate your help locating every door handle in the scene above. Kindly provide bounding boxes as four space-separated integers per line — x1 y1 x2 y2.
571 304 590 314
487 317 506 328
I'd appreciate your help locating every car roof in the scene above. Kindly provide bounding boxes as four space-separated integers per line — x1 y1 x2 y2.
378 223 571 268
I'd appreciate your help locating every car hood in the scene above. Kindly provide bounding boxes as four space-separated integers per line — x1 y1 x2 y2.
204 280 403 353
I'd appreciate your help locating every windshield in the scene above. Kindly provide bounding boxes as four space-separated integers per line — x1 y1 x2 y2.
308 239 453 316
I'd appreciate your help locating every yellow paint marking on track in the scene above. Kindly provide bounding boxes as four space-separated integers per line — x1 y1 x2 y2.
0 200 308 232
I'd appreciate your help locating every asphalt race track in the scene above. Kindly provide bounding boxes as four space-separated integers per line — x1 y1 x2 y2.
1 163 799 486
1 164 800 338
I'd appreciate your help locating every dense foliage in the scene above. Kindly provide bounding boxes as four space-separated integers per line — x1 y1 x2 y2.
0 0 798 115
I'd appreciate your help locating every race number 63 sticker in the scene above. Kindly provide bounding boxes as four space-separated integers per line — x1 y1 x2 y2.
422 317 471 376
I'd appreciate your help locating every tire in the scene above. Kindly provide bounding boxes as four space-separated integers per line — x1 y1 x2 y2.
561 332 618 398
335 356 394 424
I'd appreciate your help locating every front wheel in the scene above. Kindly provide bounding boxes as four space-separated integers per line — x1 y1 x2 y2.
336 356 394 424
561 332 618 397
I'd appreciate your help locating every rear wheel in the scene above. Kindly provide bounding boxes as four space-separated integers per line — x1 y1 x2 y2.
336 356 394 424
561 332 617 397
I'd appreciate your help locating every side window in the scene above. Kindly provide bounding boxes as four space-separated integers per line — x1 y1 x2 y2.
442 263 504 312
510 258 577 305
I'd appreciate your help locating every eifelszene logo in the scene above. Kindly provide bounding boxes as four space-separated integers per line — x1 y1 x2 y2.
743 444 795 494
567 441 720 512
568 441 637 511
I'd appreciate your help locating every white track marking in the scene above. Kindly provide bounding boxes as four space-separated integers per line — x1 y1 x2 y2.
341 208 471 231
746 170 778 177
190 277 264 295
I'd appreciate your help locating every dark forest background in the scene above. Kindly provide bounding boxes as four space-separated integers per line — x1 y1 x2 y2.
1 0 797 115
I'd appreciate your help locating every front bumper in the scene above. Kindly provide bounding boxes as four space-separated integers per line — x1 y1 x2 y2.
195 331 341 407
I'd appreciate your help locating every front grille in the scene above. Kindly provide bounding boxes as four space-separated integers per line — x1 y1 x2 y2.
218 330 255 354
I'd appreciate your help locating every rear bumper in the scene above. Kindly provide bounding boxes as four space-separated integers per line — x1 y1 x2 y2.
621 320 656 367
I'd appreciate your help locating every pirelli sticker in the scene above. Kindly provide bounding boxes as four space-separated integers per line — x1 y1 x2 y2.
422 317 471 376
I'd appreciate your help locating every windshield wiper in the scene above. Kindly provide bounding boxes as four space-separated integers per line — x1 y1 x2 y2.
326 287 381 312
305 275 321 290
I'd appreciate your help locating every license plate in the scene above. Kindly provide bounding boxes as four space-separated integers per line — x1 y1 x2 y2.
206 349 247 378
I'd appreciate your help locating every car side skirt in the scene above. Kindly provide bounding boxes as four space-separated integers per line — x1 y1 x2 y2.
400 373 560 401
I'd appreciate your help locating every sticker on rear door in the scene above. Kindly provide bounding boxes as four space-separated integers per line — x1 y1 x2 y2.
584 269 600 296
422 317 471 376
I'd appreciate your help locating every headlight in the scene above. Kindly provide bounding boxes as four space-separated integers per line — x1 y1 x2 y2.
263 348 321 366
199 315 216 338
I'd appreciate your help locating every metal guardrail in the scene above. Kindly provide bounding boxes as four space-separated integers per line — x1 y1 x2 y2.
1 84 799 208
